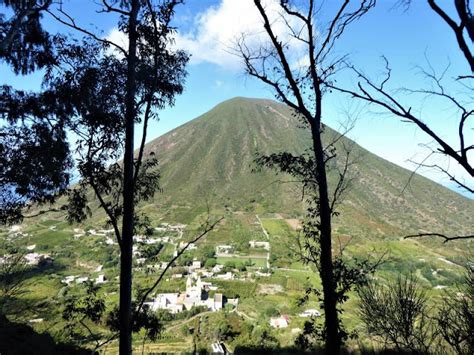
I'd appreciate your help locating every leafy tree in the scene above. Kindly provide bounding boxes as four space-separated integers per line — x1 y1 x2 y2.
139 243 164 262
264 306 279 318
251 324 279 350
40 1 189 352
224 261 236 272
0 243 30 318
0 1 71 225
62 281 107 351
176 252 193 266
213 319 232 341
199 244 216 261
0 0 54 74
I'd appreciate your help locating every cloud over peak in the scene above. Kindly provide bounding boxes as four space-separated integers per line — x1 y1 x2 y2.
174 0 307 71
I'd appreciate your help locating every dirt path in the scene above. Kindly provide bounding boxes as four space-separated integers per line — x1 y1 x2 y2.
256 215 270 240
274 267 310 272
255 215 271 269
232 308 256 321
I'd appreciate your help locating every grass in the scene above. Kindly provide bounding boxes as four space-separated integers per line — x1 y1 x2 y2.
216 256 267 268
2 97 473 353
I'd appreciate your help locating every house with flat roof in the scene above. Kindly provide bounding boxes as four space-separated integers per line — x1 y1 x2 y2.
270 315 290 328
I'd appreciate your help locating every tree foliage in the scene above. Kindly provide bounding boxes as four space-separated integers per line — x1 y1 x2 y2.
0 242 30 318
0 0 54 74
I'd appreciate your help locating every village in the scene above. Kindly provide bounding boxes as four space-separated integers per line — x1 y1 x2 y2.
3 218 323 333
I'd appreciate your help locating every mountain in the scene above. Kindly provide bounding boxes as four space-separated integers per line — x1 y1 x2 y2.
142 97 473 239
4 97 472 353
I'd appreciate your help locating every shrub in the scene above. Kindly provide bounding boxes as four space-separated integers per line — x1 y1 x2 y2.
357 273 437 353
204 258 217 268
436 265 474 355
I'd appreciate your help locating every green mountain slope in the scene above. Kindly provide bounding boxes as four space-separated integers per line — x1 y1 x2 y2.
143 97 473 238
3 97 472 351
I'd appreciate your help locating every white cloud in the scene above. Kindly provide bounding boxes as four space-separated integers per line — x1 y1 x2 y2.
292 54 310 71
107 28 128 49
174 0 308 70
103 1 311 71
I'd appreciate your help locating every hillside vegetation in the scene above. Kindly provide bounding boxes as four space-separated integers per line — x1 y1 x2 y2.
2 97 472 352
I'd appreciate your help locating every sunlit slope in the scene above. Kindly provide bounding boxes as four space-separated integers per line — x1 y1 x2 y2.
143 97 473 238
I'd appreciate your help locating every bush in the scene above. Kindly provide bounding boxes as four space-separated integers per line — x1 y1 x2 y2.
436 265 474 355
224 261 236 269
264 307 279 318
204 258 217 268
358 273 437 353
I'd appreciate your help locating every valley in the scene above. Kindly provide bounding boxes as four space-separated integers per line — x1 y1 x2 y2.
1 97 472 353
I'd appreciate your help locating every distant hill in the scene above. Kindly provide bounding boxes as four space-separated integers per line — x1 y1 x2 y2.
141 97 473 239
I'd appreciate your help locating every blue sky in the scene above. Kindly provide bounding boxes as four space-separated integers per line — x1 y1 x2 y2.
1 0 472 195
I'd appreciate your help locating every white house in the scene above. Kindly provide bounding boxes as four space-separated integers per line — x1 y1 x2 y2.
146 238 161 245
270 315 289 328
215 272 234 280
169 223 187 231
299 309 321 317
10 225 22 233
211 343 225 354
99 229 114 234
61 275 76 285
89 229 105 236
216 245 233 255
210 293 223 311
147 276 235 314
24 253 51 265
249 241 270 250
190 259 202 270
212 264 224 273
147 293 184 314
179 242 197 250
95 274 106 284
76 276 89 284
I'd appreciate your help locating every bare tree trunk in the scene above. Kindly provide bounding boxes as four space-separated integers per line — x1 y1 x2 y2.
239 1 376 351
311 87 340 354
119 0 139 353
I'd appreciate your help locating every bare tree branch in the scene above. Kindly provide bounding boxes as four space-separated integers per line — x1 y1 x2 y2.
99 0 131 16
327 63 474 181
46 8 128 57
427 0 474 71
405 233 474 243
